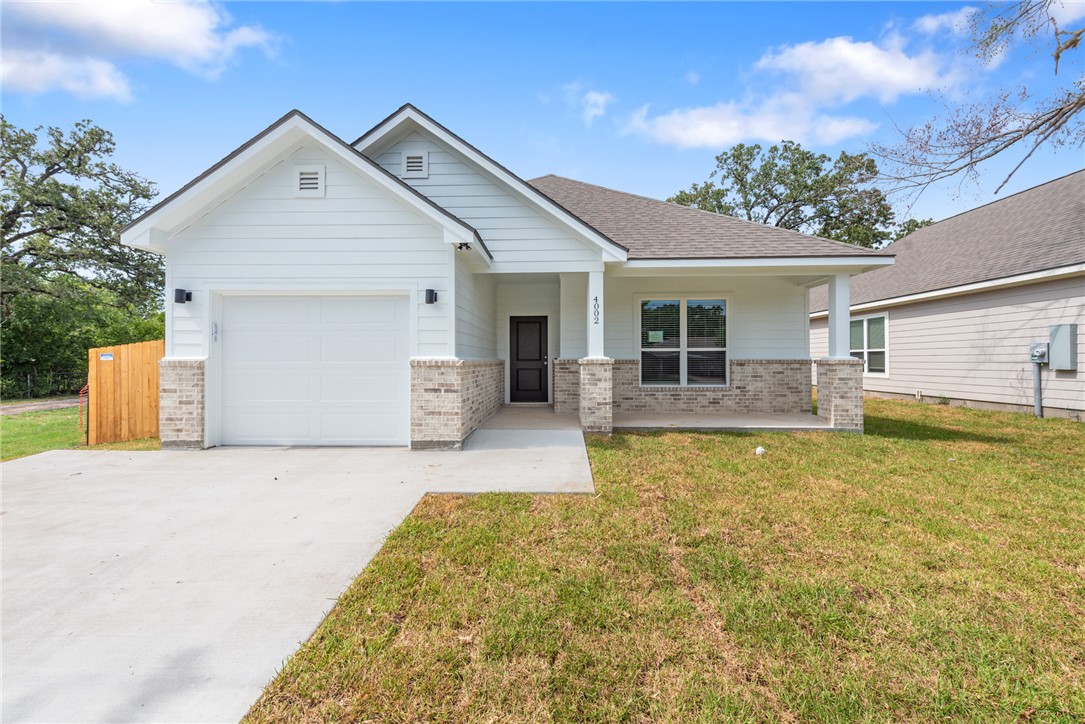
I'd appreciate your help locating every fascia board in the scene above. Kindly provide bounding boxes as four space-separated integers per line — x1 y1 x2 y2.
809 262 1085 318
355 107 628 262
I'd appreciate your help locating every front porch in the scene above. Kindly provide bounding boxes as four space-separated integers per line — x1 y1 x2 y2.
474 403 831 434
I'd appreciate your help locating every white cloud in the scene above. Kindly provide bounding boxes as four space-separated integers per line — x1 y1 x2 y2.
755 35 958 104
625 33 958 149
582 90 615 125
685 70 701 86
913 6 978 35
1049 0 1085 25
623 99 877 149
561 82 616 126
2 0 274 99
1 49 131 101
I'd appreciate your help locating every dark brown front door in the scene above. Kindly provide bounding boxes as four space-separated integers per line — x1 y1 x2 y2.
510 316 548 403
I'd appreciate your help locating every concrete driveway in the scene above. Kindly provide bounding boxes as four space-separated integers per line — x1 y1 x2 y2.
1 432 592 723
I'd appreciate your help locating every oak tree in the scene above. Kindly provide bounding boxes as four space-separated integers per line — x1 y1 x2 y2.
668 141 899 248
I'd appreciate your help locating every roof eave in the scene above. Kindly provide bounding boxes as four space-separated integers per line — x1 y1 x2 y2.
353 105 629 261
120 110 485 256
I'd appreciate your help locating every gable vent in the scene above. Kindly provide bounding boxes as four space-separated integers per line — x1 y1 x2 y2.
401 151 429 179
293 164 325 198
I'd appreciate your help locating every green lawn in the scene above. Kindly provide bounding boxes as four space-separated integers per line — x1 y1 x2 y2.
1 407 160 461
249 398 1085 722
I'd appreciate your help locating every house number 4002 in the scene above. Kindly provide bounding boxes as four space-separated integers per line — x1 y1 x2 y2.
592 296 600 325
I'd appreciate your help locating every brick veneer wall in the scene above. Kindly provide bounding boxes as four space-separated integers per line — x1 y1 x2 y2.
611 359 813 415
579 358 614 434
410 359 504 450
553 359 580 414
159 359 205 449
815 358 864 432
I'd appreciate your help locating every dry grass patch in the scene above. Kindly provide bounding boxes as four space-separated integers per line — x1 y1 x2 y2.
248 398 1085 722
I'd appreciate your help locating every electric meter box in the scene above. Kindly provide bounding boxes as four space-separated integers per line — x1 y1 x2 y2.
1030 342 1048 363
1049 324 1078 371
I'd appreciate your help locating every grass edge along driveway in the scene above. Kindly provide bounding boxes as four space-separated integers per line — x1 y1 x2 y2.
248 398 1085 722
1 407 159 461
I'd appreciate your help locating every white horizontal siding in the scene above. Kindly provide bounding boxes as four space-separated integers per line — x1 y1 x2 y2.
602 275 810 360
811 276 1085 412
376 133 601 269
455 256 497 358
166 142 453 359
496 282 560 403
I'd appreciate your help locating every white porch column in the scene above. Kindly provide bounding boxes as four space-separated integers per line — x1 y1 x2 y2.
586 269 605 358
827 273 852 359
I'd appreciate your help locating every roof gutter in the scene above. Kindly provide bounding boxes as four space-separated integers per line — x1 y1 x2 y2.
809 261 1085 318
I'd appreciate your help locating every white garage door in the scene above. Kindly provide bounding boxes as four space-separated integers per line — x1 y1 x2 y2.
220 295 410 446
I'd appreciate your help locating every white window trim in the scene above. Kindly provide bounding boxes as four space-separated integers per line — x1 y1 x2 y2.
635 294 731 387
850 311 889 377
293 163 325 198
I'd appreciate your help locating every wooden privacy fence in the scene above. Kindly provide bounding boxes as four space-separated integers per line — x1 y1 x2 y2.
88 339 165 445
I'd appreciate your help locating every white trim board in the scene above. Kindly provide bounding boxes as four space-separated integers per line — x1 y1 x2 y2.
353 105 629 263
809 263 1085 318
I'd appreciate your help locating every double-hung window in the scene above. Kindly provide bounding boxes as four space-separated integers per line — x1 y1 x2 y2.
640 298 727 385
850 315 887 374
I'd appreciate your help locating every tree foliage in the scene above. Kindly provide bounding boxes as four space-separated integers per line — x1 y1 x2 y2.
891 217 935 241
668 141 902 248
1 117 163 315
872 0 1084 193
0 276 164 398
1 118 164 396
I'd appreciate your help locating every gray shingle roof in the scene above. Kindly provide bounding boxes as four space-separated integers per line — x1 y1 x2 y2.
810 170 1085 312
527 175 886 260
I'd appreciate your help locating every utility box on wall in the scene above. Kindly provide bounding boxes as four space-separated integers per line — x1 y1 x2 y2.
1049 323 1078 371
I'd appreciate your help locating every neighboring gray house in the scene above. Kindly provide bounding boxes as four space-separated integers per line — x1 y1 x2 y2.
122 105 893 450
811 170 1084 419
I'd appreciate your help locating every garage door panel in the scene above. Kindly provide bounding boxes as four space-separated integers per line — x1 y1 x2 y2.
225 333 316 365
220 295 410 446
225 297 313 326
321 411 403 444
321 334 406 364
320 371 405 403
320 296 402 325
222 411 312 443
225 371 313 403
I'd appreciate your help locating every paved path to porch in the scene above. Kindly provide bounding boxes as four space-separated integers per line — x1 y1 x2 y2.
613 411 831 432
1 438 592 723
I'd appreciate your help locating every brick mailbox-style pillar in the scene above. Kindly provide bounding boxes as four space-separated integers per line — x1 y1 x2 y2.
159 359 206 449
816 358 864 432
578 357 613 434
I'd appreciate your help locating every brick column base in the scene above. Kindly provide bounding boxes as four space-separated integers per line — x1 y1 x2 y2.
579 358 613 434
159 359 206 449
816 358 864 432
553 359 580 415
410 359 504 450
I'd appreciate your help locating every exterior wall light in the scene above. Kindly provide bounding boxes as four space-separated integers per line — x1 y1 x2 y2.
173 289 193 304
425 289 438 304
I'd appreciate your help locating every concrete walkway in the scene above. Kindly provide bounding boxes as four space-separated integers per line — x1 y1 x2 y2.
1 439 592 723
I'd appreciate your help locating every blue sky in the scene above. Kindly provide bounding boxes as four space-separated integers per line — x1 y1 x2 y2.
3 1 1083 223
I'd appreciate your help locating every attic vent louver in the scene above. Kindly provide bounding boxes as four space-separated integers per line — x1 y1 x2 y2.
293 164 325 197
401 151 429 179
